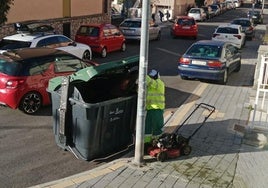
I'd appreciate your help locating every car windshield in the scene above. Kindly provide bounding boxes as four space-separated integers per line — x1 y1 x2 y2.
232 20 250 27
216 27 239 34
248 11 260 16
0 39 31 50
189 9 200 13
120 21 141 28
186 44 221 58
177 18 195 25
77 26 100 37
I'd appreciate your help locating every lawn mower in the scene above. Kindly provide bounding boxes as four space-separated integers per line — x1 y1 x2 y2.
147 103 216 162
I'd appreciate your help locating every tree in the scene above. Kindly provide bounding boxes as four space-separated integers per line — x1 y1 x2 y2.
0 0 14 25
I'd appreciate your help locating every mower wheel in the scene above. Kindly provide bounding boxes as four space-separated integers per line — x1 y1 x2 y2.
182 145 192 155
157 151 167 162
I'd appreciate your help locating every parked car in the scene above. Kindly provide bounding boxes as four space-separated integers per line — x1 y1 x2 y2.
187 8 207 22
75 23 126 58
212 24 246 49
170 16 198 39
247 10 263 24
201 6 215 19
208 4 221 16
178 40 241 84
119 18 161 40
0 48 97 114
0 22 92 60
230 18 255 40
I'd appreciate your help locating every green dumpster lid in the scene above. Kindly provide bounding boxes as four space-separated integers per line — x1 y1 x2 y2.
48 55 139 91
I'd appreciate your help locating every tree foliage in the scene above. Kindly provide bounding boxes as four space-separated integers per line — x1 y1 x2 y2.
0 0 14 25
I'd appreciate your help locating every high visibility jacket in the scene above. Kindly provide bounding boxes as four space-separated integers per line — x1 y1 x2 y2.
146 75 165 110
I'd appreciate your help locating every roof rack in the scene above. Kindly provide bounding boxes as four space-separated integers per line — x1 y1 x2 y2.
14 22 56 35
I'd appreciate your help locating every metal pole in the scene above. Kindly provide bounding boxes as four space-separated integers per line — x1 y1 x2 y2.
133 0 150 166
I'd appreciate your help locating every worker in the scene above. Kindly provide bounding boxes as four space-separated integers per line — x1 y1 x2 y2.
144 69 165 146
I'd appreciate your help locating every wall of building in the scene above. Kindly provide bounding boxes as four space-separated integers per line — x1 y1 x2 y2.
1 0 111 39
7 0 63 24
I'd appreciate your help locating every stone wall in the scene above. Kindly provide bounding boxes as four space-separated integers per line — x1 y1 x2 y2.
0 14 110 40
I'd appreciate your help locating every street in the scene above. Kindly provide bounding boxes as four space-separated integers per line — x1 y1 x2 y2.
0 5 265 188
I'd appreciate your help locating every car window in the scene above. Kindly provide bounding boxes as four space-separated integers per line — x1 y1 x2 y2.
120 21 141 28
232 20 250 27
27 58 52 75
186 44 221 58
190 9 200 13
77 26 100 37
54 55 85 73
0 39 31 50
103 26 112 36
36 36 59 47
177 18 195 25
216 27 239 34
0 58 22 76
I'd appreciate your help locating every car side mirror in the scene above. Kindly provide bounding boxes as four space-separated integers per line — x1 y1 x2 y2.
69 41 77 46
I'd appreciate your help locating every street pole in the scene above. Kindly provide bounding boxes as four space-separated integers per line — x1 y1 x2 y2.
133 0 150 166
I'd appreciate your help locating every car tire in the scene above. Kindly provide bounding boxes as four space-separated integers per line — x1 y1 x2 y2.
101 48 107 58
121 42 126 52
19 92 42 114
234 61 241 72
82 50 91 60
181 76 189 80
220 69 228 85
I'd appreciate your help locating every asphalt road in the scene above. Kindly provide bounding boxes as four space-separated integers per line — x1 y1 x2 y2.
0 4 264 188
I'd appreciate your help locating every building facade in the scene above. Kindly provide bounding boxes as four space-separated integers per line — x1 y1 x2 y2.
1 0 111 39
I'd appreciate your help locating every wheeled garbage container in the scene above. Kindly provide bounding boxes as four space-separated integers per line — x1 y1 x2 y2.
47 56 139 160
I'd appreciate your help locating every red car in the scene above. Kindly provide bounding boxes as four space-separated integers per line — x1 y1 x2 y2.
75 23 126 58
170 16 198 39
0 48 97 114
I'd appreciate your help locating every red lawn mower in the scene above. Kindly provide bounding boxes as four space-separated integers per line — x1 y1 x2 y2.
147 103 216 162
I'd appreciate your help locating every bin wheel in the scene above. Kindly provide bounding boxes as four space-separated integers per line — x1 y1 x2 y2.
157 151 167 162
182 145 192 156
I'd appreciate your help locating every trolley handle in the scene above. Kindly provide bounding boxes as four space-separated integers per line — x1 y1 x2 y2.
198 103 216 112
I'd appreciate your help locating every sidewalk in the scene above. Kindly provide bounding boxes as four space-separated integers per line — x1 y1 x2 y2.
32 11 268 188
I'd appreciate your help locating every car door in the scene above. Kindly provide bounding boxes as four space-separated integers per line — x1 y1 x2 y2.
109 25 124 51
225 44 240 72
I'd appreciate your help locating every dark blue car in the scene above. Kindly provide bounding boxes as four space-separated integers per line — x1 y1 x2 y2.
178 40 241 84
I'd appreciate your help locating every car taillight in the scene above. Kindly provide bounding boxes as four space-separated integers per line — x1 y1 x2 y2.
207 61 223 67
6 79 25 89
179 57 190 65
234 35 241 39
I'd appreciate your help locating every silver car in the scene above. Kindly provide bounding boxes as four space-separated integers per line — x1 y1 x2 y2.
119 18 161 41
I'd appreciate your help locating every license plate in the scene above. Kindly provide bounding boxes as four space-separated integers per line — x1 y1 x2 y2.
192 60 206 65
124 29 134 34
182 26 190 29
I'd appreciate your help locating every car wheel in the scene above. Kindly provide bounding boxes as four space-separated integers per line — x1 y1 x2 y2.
220 69 228 85
121 42 126 52
19 92 42 114
181 76 189 80
82 50 91 60
101 48 107 58
234 61 241 72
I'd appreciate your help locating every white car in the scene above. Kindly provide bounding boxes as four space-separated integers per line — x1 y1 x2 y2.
0 23 92 60
212 24 246 49
119 18 161 41
187 8 207 22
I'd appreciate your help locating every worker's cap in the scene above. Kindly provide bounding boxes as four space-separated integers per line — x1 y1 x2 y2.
149 69 159 79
